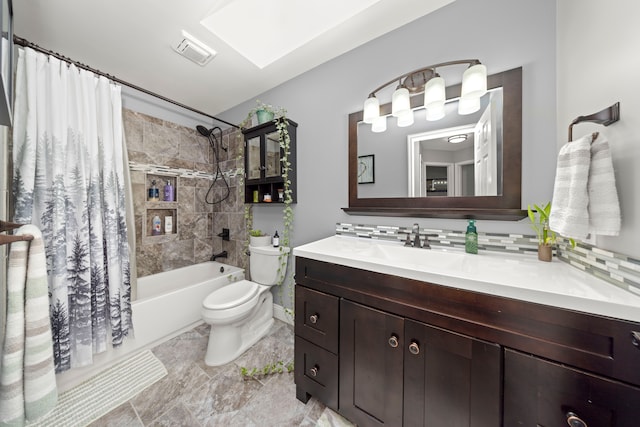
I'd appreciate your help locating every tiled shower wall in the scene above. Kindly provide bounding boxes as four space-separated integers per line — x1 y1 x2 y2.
124 109 249 278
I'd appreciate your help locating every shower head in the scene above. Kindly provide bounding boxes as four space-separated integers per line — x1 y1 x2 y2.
197 125 212 137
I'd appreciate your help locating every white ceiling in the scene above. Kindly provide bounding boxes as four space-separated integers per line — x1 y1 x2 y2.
13 0 454 117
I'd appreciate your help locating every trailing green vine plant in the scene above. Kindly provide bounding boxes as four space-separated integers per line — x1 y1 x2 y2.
240 360 294 381
239 100 295 307
236 100 296 379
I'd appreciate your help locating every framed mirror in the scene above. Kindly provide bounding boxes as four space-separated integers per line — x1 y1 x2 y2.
344 67 524 220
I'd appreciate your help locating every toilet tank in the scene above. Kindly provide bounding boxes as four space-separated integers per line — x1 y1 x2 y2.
249 245 290 285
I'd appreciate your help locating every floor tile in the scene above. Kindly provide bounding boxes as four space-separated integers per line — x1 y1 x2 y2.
181 368 263 424
147 402 201 427
98 319 330 426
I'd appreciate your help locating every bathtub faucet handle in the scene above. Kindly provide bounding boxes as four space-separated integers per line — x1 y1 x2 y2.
217 228 230 241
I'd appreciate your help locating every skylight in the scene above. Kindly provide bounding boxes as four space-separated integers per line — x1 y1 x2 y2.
201 0 383 69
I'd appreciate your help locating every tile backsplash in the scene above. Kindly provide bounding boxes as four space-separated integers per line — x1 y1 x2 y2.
335 222 640 296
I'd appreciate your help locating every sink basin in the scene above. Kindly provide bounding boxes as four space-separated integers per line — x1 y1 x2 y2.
373 243 465 270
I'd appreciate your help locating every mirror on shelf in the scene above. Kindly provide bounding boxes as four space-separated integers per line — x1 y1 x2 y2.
345 67 524 220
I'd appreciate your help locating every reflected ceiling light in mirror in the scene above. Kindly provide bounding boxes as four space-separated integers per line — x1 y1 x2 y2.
397 110 414 127
371 115 387 133
458 96 481 115
426 104 445 121
448 134 468 144
362 59 487 132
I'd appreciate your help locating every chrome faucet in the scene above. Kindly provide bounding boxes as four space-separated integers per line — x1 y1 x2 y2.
412 223 421 248
409 223 431 249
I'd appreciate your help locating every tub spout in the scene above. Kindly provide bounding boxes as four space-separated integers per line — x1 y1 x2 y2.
211 251 228 261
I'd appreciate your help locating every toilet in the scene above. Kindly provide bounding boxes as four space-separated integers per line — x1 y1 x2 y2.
201 244 289 366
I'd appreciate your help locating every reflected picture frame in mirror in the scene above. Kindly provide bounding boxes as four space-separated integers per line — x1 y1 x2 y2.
344 67 524 220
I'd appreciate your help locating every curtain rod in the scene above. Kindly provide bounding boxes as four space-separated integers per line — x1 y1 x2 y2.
13 35 240 129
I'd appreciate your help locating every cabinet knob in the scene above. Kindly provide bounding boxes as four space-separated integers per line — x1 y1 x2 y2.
631 331 640 349
566 411 588 427
409 341 420 355
309 365 319 377
388 334 399 348
309 314 319 324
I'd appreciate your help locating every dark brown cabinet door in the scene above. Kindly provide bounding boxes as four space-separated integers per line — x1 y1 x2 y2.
340 300 404 427
504 349 640 427
403 319 502 427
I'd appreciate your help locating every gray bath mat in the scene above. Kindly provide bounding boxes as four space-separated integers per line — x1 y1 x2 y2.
27 350 167 427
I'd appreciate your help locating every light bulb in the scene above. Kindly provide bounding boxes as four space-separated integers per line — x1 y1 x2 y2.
461 63 487 99
392 85 410 118
363 96 380 124
423 75 445 110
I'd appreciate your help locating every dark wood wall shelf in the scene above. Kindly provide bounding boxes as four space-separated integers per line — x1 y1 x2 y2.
243 118 297 204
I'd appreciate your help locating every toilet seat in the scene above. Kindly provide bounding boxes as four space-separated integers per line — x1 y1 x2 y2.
203 280 260 310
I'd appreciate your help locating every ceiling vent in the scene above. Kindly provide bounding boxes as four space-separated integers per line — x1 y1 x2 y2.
174 31 217 66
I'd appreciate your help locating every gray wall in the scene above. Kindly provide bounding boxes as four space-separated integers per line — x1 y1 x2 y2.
220 0 557 251
557 0 640 259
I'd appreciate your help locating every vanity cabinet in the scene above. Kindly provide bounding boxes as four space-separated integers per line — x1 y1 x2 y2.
294 256 640 427
504 349 640 427
339 300 501 427
294 286 339 409
242 118 297 204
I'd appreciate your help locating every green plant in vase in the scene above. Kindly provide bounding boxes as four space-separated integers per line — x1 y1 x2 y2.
527 202 575 262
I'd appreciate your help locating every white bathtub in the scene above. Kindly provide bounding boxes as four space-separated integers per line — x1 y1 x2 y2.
56 261 245 392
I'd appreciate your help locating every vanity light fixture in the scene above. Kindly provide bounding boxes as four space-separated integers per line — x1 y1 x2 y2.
448 134 468 144
362 59 487 132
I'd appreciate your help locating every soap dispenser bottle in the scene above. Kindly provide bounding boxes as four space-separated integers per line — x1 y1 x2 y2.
148 180 159 201
465 219 478 254
164 179 174 202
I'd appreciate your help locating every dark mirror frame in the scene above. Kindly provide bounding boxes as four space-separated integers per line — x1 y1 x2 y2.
344 66 525 220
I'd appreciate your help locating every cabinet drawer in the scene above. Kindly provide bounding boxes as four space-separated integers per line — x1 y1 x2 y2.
295 286 339 353
294 336 338 410
504 349 640 427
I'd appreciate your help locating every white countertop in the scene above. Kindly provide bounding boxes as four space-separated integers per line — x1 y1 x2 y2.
293 235 640 323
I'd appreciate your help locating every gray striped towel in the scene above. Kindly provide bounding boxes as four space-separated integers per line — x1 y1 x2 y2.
588 136 620 236
550 133 621 239
549 134 591 239
0 225 57 426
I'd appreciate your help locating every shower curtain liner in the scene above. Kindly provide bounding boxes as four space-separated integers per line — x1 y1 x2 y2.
11 47 134 373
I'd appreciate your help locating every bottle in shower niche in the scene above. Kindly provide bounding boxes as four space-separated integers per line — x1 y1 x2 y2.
272 231 280 247
465 219 478 254
148 180 159 201
164 179 174 202
152 215 162 235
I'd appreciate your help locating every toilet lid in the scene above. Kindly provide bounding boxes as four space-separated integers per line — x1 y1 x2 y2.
203 280 260 310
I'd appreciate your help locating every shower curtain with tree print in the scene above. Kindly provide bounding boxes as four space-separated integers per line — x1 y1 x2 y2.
11 47 132 373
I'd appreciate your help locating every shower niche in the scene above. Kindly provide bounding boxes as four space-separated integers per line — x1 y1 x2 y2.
143 172 178 242
243 118 297 204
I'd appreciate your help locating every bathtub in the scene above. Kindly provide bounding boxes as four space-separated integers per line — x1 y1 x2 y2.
56 261 245 392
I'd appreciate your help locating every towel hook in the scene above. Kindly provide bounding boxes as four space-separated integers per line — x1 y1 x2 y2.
568 102 620 142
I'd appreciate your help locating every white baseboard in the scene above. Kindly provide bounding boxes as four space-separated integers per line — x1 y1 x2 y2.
273 303 294 325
